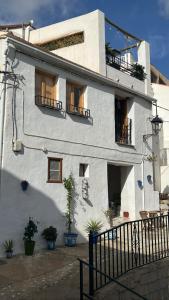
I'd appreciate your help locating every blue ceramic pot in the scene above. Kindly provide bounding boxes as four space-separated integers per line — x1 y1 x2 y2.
64 233 78 247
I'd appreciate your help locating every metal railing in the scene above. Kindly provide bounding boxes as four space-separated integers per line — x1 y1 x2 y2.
35 95 62 111
115 118 132 145
81 213 169 298
67 104 90 118
106 53 146 81
79 259 148 300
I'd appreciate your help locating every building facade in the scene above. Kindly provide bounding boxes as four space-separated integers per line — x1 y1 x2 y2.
0 10 159 255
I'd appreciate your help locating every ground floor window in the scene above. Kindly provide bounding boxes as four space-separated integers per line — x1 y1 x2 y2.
48 157 62 183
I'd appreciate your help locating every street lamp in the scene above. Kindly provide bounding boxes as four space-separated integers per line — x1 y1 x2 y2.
151 115 163 135
143 114 163 141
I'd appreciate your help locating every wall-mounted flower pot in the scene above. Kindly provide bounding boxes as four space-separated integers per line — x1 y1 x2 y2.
21 180 29 191
64 232 78 247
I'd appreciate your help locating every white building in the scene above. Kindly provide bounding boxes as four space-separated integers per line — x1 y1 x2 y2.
0 10 159 255
151 65 169 196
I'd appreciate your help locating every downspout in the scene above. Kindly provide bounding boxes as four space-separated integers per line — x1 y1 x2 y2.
141 157 145 210
0 40 8 195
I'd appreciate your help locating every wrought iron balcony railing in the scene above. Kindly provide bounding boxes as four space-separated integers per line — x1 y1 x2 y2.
115 118 132 145
35 95 62 111
106 53 146 81
67 104 90 118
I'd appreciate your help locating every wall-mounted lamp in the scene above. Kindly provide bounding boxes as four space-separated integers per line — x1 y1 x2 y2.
21 180 29 191
143 114 163 141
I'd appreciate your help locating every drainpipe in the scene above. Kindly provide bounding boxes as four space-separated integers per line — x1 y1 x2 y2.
141 157 145 210
0 40 8 196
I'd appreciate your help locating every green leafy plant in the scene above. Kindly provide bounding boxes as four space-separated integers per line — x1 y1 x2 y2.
64 175 74 233
85 219 103 234
23 218 38 242
131 63 146 81
146 154 157 162
3 240 13 252
42 226 57 241
104 208 115 228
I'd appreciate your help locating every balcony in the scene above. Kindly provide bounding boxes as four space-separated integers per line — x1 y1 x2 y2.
35 95 62 111
115 118 132 145
106 49 146 81
67 104 90 118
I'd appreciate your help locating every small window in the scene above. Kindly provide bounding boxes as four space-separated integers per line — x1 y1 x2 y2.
48 158 62 183
79 164 89 177
66 82 84 114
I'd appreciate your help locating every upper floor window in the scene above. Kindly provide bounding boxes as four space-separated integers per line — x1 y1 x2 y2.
35 70 62 110
66 82 90 118
115 97 132 145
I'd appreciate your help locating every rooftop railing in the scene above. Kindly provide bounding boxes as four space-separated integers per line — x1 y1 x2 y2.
106 51 146 81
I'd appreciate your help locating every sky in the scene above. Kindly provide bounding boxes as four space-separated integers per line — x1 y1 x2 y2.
0 0 169 78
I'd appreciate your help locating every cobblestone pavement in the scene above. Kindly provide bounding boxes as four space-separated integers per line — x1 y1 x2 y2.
0 244 88 300
0 243 169 299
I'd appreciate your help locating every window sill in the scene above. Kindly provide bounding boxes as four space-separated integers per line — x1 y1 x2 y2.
67 110 90 118
47 180 63 183
116 142 135 149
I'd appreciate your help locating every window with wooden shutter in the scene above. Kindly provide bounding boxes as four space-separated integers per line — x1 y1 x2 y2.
66 82 84 114
115 97 132 145
35 70 56 108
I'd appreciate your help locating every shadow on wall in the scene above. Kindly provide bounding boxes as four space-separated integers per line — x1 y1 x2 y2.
0 170 86 257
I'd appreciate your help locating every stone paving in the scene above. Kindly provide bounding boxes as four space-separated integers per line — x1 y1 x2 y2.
0 243 169 299
0 244 88 300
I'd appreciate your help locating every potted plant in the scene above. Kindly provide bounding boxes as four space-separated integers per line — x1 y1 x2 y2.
130 63 146 81
63 175 78 247
42 226 57 250
105 43 121 70
104 208 116 240
3 240 14 258
23 218 38 256
85 219 103 244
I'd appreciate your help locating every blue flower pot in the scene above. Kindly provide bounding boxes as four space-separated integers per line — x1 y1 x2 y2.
64 233 78 247
92 232 98 244
47 240 56 250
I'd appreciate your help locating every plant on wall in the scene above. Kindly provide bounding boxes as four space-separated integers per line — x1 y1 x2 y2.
146 154 157 162
64 175 74 233
63 174 78 246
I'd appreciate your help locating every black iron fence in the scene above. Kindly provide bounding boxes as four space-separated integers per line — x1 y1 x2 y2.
79 213 169 299
67 104 90 118
115 118 132 145
106 53 146 81
35 95 62 110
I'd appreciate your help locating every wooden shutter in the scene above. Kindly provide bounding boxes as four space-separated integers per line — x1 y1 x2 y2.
35 71 42 96
66 82 74 112
35 70 56 105
79 88 84 113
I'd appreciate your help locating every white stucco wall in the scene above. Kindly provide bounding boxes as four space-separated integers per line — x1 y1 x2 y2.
152 83 169 193
0 38 159 256
30 10 106 75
